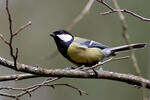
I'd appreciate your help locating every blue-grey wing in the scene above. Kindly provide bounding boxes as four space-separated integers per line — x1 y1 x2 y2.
74 37 109 49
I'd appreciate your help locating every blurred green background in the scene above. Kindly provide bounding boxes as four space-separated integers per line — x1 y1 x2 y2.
0 0 150 100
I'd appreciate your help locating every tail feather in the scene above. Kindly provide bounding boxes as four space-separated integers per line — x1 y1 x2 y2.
110 43 146 53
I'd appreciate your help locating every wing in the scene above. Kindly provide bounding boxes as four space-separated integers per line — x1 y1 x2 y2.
74 37 109 49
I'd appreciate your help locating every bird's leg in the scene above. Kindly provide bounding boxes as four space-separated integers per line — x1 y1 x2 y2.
99 67 104 71
97 61 104 72
65 65 86 71
89 62 103 76
74 65 85 70
65 66 75 70
91 68 98 76
78 65 98 76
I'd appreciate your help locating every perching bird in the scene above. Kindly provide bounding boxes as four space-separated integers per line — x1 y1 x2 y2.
50 29 146 67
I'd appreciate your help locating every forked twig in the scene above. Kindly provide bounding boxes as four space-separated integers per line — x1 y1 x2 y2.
97 0 150 22
13 21 32 36
6 0 18 68
50 83 88 95
109 0 147 99
83 56 130 70
0 77 87 99
5 0 32 70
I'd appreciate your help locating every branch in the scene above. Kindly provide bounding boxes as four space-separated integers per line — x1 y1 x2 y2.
111 0 147 99
5 0 32 70
0 33 9 45
49 83 88 95
97 0 147 99
0 77 87 99
13 21 32 36
0 74 39 82
97 0 150 22
67 0 94 31
6 0 18 68
83 56 130 70
0 78 60 99
15 77 60 98
0 56 150 89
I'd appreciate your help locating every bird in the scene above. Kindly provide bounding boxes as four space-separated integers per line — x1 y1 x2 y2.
50 29 146 67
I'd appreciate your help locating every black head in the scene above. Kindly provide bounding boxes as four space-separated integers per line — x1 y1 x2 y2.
50 29 72 36
50 29 74 57
50 29 73 42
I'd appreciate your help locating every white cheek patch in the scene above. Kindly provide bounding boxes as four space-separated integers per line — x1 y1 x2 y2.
57 34 72 42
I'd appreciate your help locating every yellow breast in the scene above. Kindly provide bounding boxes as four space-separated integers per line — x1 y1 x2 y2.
67 43 104 65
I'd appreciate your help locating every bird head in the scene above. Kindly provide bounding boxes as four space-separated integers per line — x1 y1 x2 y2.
50 29 73 43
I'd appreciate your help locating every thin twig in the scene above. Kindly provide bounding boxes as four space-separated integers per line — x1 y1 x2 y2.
0 92 16 99
5 0 32 70
13 21 32 36
0 33 9 44
6 0 13 35
67 0 94 31
101 9 150 21
16 77 60 98
83 56 130 70
0 74 39 82
97 0 145 87
97 0 114 11
111 0 147 99
50 83 88 95
0 78 60 99
97 0 150 22
0 77 87 99
97 0 148 98
6 0 18 69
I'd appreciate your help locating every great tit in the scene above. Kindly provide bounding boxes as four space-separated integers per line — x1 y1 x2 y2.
50 30 146 67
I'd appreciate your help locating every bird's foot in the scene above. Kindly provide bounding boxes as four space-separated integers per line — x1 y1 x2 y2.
65 67 75 70
98 67 104 72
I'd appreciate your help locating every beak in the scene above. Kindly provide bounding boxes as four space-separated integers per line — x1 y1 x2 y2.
49 33 55 37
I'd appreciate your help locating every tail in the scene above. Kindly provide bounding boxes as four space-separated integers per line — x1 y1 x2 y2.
102 43 147 57
110 43 146 53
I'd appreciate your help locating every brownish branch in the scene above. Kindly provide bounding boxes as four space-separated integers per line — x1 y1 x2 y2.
0 78 60 99
97 0 147 99
97 0 150 22
0 33 9 45
6 0 18 69
0 74 39 82
0 77 87 99
67 0 94 31
83 56 130 70
111 0 147 99
5 0 32 70
13 21 32 36
6 0 13 35
101 9 150 21
49 83 88 95
0 56 150 89
16 77 60 98
0 92 16 99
